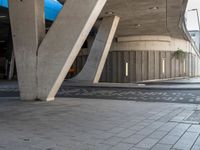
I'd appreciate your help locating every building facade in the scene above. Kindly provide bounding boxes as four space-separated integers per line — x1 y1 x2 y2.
71 35 200 83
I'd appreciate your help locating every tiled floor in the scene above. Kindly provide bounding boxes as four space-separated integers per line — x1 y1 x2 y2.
0 97 200 150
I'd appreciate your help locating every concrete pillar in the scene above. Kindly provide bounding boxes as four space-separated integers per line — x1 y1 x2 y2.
9 0 45 100
72 16 120 83
37 0 107 101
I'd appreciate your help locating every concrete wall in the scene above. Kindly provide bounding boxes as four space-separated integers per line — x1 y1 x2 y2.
100 51 200 83
69 35 200 83
113 35 197 54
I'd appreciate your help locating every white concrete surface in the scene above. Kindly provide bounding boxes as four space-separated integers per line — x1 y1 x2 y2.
8 0 45 100
112 35 199 54
72 16 120 83
37 0 107 101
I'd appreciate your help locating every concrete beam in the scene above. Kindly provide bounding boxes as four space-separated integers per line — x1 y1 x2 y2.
8 0 45 100
72 16 120 83
37 0 107 101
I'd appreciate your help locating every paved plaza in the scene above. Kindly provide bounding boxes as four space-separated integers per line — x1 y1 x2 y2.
1 79 200 149
0 97 200 150
1 0 200 149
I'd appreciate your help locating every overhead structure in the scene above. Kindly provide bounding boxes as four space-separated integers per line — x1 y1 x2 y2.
8 0 107 101
2 0 200 101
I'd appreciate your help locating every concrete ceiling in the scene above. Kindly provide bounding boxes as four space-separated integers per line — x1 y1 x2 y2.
0 0 188 42
60 0 188 39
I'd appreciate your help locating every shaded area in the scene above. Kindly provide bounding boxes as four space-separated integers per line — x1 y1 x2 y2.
2 83 200 104
58 86 200 104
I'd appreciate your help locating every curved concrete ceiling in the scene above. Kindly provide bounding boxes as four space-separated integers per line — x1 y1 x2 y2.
59 0 188 39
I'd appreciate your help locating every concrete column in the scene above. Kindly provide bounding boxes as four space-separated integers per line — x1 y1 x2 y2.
37 0 107 101
72 16 120 83
9 0 45 100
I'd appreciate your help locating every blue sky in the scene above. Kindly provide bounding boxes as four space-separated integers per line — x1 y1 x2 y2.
186 0 200 30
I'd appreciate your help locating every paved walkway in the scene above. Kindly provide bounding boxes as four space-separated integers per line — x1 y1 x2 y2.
139 77 200 84
58 87 200 104
3 85 200 104
0 97 200 150
3 79 200 104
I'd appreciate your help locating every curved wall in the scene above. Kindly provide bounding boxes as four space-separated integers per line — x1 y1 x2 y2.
70 35 200 83
111 35 198 54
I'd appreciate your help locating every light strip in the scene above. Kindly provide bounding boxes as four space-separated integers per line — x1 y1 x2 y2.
125 62 129 77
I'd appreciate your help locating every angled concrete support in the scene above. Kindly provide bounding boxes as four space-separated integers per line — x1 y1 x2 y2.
37 0 107 101
72 16 120 83
9 0 45 100
9 0 106 101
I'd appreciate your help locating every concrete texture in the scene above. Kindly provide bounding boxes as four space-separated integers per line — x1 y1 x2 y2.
9 0 107 101
37 0 107 101
76 51 198 83
0 97 200 150
72 16 120 83
8 0 45 100
58 0 188 39
112 35 198 54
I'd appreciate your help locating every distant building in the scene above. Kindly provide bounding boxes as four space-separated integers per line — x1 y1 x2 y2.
189 30 200 50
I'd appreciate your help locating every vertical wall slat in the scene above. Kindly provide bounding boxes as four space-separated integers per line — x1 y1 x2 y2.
136 51 142 81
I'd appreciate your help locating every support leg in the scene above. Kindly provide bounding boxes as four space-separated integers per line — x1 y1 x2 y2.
9 0 45 100
72 16 120 83
37 0 107 101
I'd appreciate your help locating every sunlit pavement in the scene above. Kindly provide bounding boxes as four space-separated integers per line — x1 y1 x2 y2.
0 97 200 150
1 78 200 149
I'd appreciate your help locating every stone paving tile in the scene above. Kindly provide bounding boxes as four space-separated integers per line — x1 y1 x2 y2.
157 108 184 122
89 130 114 139
129 125 146 132
130 147 148 150
80 143 113 150
151 143 172 150
192 145 200 150
148 130 168 139
173 132 199 150
159 135 181 145
187 125 200 133
167 123 191 136
116 129 137 138
122 134 146 144
101 136 123 146
109 143 134 150
108 127 126 134
136 128 155 136
148 122 165 130
191 136 200 150
135 138 159 149
157 122 177 132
